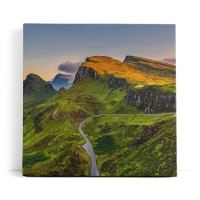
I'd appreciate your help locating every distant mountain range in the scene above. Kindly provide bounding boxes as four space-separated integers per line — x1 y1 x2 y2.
49 73 74 91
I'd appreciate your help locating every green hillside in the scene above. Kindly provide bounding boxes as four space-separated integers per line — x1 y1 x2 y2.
23 55 176 177
23 76 140 176
82 114 176 176
23 73 56 107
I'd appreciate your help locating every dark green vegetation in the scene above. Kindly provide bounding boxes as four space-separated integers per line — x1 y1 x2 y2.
23 75 140 176
23 103 90 176
23 55 176 176
23 74 56 107
82 114 176 176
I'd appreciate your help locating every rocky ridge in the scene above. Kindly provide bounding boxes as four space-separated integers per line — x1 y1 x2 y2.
73 56 176 113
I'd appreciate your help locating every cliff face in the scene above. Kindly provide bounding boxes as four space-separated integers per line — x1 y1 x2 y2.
73 66 99 83
124 86 176 113
108 75 175 113
108 76 130 89
73 57 176 114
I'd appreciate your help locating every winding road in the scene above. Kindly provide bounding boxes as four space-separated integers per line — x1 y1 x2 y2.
78 115 106 176
78 113 175 177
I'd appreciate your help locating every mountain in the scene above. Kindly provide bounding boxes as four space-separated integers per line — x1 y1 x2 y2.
124 55 175 68
124 55 175 79
23 73 56 106
23 56 176 177
75 56 175 85
49 73 74 91
74 56 176 113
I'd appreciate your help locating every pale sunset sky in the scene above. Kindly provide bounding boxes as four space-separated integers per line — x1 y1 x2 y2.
24 24 175 81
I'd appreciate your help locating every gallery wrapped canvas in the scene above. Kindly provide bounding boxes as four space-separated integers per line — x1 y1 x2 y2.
23 24 176 177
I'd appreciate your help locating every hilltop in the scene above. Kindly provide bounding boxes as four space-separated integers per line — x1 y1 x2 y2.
124 55 175 79
23 73 56 107
79 56 175 85
124 55 175 68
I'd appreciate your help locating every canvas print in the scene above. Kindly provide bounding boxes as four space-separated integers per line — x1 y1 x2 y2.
23 24 176 177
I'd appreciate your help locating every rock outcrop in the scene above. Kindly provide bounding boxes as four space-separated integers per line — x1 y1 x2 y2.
73 66 99 83
73 56 176 114
124 86 176 113
109 75 175 113
108 76 129 89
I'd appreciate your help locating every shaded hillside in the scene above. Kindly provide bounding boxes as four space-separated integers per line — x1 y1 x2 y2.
23 73 56 107
124 55 175 79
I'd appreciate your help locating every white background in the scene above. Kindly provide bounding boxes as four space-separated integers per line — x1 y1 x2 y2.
0 0 200 199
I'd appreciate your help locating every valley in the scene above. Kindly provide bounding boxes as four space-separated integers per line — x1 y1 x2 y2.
23 55 176 177
82 113 176 177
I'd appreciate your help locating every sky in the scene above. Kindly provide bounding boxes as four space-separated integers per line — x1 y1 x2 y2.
24 24 175 80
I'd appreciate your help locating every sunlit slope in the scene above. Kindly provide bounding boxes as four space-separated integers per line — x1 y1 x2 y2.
124 55 175 79
81 56 175 85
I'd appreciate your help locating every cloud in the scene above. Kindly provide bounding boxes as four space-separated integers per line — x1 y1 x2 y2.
162 58 176 64
58 61 83 74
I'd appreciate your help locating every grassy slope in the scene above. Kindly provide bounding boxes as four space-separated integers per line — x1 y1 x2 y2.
124 56 176 91
23 76 140 176
82 114 176 177
24 90 56 108
83 56 175 85
23 104 90 176
127 61 175 79
23 74 57 107
23 56 176 176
